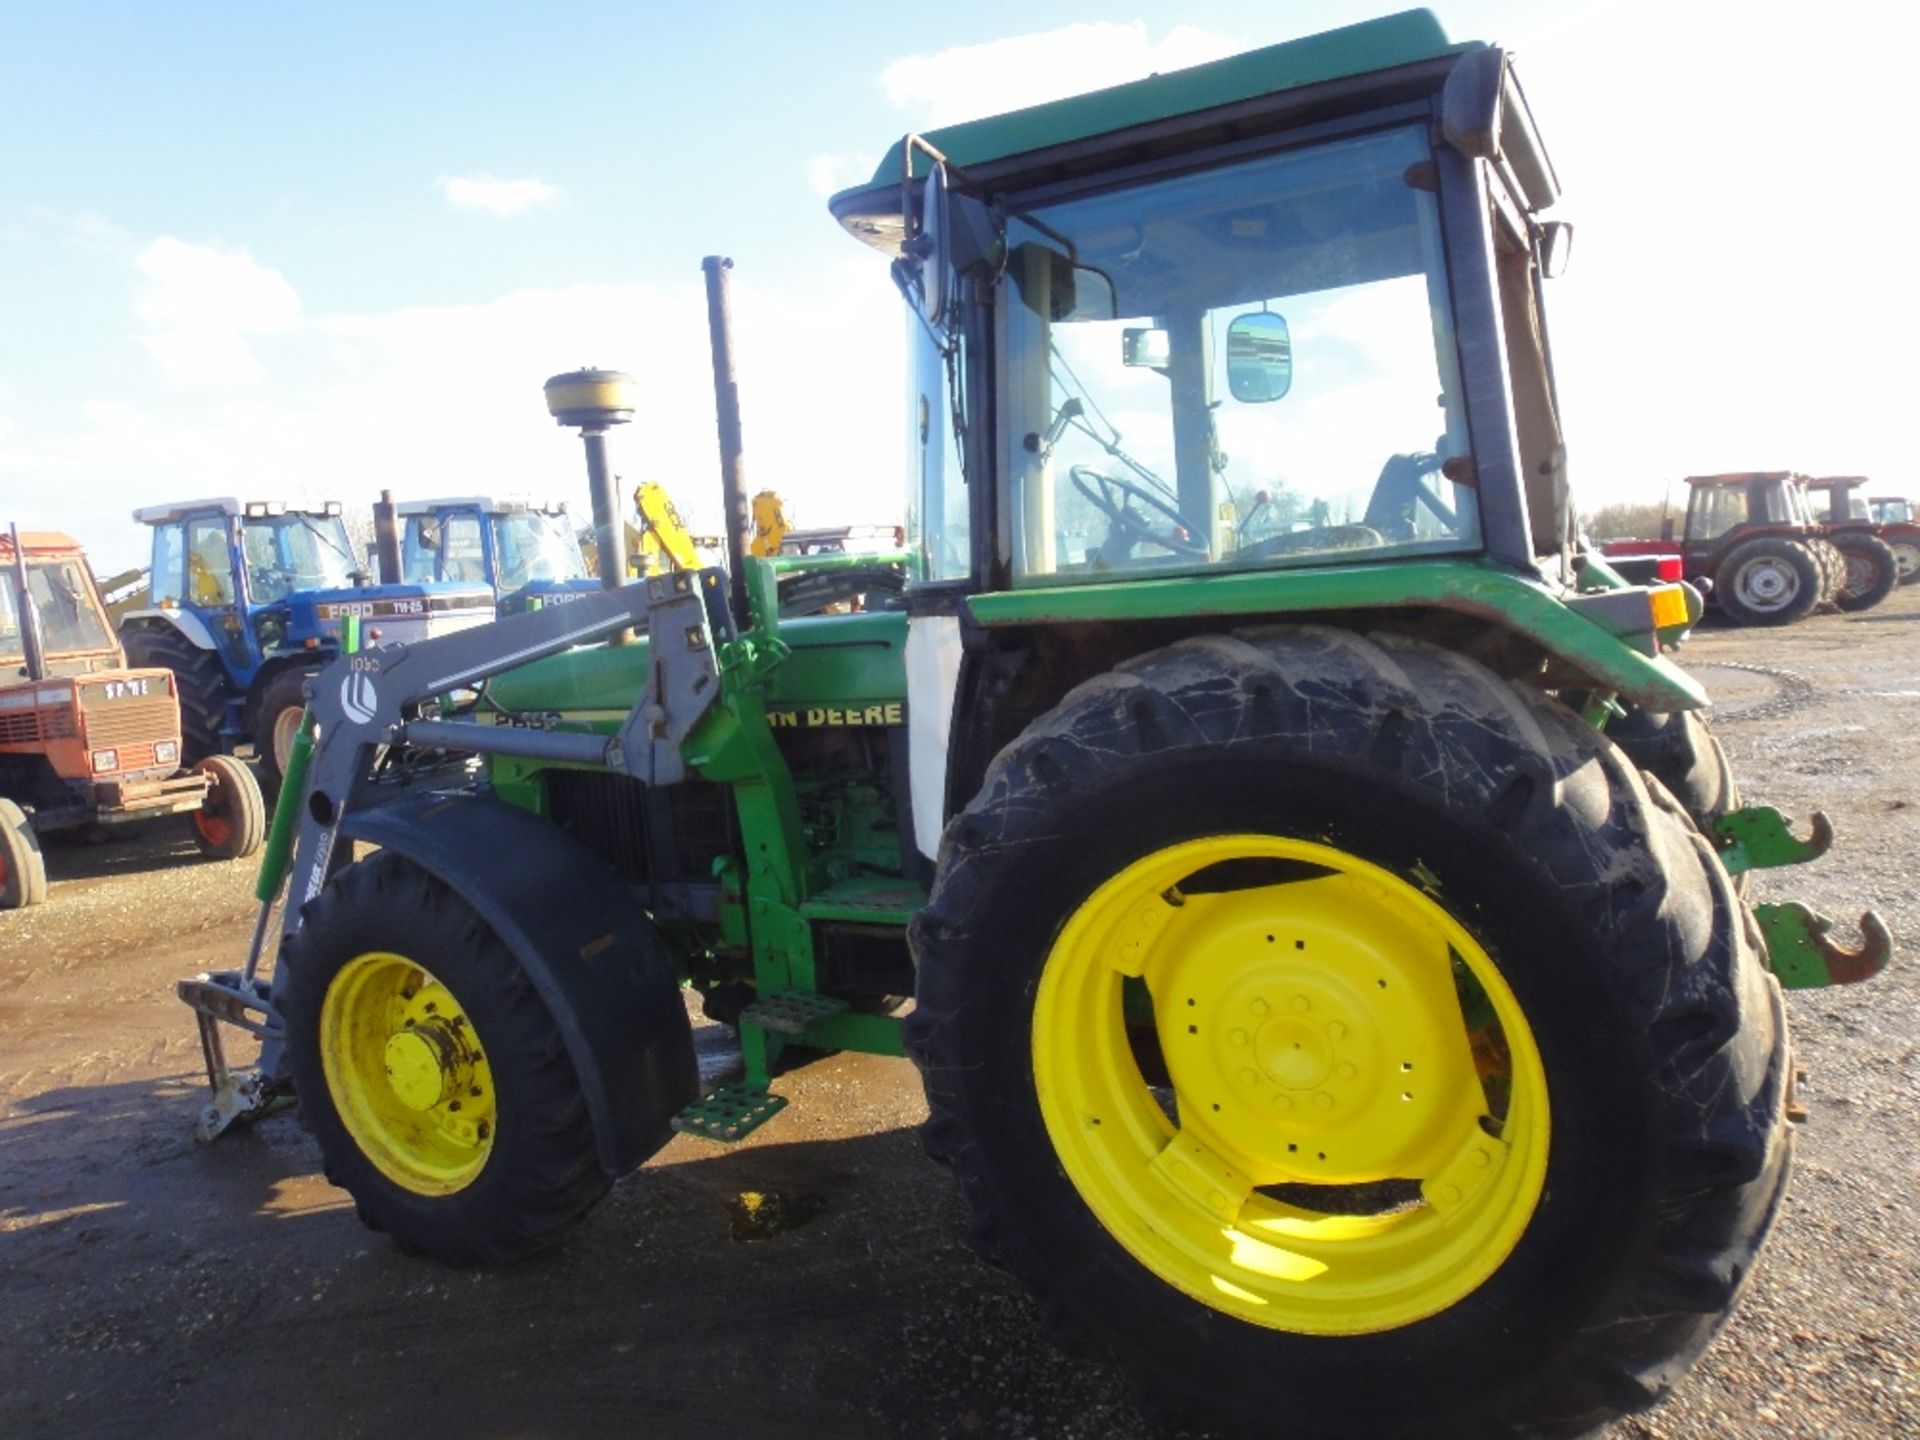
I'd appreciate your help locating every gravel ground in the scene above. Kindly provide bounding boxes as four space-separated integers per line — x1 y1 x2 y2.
1 593 1914 1439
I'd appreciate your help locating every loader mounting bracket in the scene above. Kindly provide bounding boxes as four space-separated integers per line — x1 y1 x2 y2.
1753 902 1894 988
1712 806 1833 875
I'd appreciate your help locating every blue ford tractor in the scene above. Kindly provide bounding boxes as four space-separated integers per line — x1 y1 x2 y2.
375 494 599 616
119 498 493 789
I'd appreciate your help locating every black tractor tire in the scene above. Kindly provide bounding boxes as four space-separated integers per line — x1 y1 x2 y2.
0 798 48 909
1832 532 1898 612
1882 530 1920 585
908 627 1789 1440
1715 537 1822 626
254 668 314 795
281 850 611 1265
1605 705 1739 831
121 623 229 762
187 754 266 860
1814 537 1851 608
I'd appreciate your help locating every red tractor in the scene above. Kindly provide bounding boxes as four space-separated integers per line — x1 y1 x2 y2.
1604 471 1888 624
2 526 264 908
1804 475 1920 590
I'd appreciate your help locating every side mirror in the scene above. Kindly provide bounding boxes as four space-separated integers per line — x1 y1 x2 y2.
1123 327 1169 368
899 154 997 326
1225 312 1292 403
1540 220 1574 279
916 163 949 323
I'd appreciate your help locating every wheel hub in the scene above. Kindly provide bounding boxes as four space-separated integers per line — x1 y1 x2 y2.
384 1024 459 1111
1154 882 1489 1183
319 952 496 1195
1033 835 1551 1337
1741 560 1792 603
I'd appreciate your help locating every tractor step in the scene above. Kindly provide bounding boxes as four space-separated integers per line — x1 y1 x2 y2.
740 990 850 1035
672 1084 788 1143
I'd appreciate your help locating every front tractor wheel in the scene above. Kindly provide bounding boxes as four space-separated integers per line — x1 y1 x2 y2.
909 629 1790 1439
255 669 315 795
1716 536 1821 625
0 798 48 909
281 851 610 1264
187 754 265 860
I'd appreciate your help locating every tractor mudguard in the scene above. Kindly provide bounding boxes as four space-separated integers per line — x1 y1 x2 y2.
336 789 699 1176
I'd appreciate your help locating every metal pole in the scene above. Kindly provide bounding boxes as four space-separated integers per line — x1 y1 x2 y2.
581 428 625 591
372 489 403 584
7 522 48 682
702 255 752 624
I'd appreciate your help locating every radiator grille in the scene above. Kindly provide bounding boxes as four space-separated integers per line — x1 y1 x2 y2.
544 770 736 885
79 684 181 749
0 707 76 744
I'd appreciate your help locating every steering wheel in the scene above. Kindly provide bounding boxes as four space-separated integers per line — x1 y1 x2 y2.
1070 465 1209 560
1232 523 1386 564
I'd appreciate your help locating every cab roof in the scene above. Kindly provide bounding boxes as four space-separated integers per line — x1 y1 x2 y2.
0 530 83 560
832 10 1482 248
394 495 570 517
1685 472 1800 489
132 498 341 525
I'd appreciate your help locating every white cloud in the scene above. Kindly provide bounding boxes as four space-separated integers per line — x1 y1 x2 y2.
437 174 561 218
881 22 1241 128
0 260 905 573
133 237 303 387
807 152 874 197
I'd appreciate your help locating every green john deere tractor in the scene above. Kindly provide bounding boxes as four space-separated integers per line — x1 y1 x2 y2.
181 13 1892 1437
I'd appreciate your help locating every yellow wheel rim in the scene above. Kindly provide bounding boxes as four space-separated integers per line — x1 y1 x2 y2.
1033 835 1549 1336
319 951 496 1196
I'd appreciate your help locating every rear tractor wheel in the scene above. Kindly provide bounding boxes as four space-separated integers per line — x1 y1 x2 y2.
909 628 1790 1439
0 798 48 909
1715 537 1821 626
188 754 266 860
1832 532 1898 612
1884 532 1920 585
280 851 610 1264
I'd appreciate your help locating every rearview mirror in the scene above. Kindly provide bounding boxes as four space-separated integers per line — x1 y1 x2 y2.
1225 312 1292 403
1123 327 1169 368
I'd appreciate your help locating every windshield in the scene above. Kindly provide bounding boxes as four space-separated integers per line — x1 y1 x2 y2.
241 514 357 602
1874 499 1910 524
2 558 114 659
492 511 586 589
999 125 1474 582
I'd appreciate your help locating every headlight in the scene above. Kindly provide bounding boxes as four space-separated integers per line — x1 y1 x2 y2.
155 740 179 766
91 748 119 773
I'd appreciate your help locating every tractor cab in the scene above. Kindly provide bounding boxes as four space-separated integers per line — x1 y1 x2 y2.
121 498 494 786
0 530 119 679
833 16 1578 605
1804 476 1872 525
390 496 595 615
1872 496 1911 524
1682 471 1813 544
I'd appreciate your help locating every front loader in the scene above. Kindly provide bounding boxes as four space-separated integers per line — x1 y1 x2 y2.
179 14 1891 1438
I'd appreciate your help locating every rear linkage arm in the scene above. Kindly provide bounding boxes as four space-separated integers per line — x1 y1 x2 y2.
180 569 734 1140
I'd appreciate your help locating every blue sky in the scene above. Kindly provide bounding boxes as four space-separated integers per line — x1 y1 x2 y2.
3 0 1910 571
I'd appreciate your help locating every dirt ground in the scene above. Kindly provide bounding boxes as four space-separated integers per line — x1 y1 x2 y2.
3 593 1916 1440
